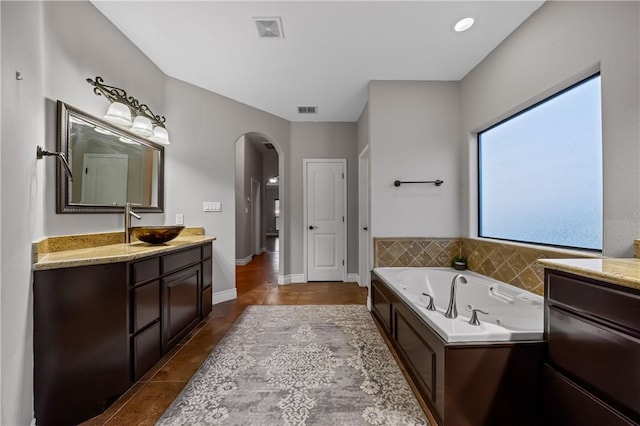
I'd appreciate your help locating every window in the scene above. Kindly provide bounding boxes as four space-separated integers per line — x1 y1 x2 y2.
478 74 602 251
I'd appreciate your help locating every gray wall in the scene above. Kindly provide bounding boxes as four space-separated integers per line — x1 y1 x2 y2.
235 137 264 260
289 122 358 276
163 76 290 294
368 81 462 239
460 0 640 257
2 2 167 424
357 102 369 156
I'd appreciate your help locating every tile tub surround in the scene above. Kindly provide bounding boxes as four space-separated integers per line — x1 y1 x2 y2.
374 237 597 295
374 238 461 268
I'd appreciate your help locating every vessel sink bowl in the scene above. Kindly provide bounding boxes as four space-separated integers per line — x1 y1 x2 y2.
130 226 185 244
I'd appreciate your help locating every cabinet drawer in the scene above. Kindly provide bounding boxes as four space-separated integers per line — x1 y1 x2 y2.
201 286 212 318
132 257 160 285
548 306 640 416
547 272 640 334
162 247 201 275
544 364 636 426
133 281 160 332
133 322 161 381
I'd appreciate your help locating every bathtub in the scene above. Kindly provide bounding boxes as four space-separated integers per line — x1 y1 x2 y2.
372 267 543 343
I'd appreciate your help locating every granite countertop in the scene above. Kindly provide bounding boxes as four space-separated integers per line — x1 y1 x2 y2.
538 258 640 291
34 235 216 271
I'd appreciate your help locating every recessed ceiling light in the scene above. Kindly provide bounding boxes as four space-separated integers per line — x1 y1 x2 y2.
454 17 474 32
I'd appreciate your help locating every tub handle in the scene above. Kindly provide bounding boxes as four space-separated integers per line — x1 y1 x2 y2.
469 309 489 326
489 286 515 304
420 293 436 311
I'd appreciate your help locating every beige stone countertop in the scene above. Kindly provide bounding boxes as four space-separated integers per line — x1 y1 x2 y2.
538 258 640 291
34 235 216 271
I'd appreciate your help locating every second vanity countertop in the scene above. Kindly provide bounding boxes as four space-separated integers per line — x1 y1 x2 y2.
538 258 640 291
34 235 216 271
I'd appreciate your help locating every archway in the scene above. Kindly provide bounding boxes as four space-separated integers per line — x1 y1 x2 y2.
233 132 284 285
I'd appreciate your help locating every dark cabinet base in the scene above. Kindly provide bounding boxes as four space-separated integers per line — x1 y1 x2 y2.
34 242 213 426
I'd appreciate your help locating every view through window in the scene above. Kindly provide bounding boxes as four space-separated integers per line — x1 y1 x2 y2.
478 74 602 251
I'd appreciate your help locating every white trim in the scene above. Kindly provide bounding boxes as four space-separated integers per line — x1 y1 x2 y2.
303 158 348 282
259 246 267 254
213 288 238 304
277 274 306 285
236 255 252 266
358 145 372 291
347 273 360 283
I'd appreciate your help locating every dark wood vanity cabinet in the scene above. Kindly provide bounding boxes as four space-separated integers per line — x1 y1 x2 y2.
544 270 640 425
34 241 213 426
371 274 544 426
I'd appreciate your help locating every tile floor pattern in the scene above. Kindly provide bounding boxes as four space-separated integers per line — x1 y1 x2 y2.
80 238 437 425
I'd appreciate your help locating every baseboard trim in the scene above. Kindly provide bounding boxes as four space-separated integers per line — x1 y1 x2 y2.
213 288 238 304
347 273 359 283
277 274 306 285
236 255 252 266
259 246 267 254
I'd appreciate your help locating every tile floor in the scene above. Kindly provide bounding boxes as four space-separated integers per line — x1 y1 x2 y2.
81 238 407 425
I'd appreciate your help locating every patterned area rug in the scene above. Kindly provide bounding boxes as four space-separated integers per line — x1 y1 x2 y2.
157 305 429 425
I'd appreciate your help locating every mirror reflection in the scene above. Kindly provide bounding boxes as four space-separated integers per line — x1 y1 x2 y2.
57 102 164 213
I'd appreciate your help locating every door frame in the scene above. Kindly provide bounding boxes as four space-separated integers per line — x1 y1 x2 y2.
358 146 371 291
302 158 347 282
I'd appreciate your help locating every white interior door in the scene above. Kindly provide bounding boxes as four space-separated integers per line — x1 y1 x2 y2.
81 153 128 205
359 146 371 290
304 159 346 282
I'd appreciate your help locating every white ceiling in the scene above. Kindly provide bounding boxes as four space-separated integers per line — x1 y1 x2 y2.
92 1 544 122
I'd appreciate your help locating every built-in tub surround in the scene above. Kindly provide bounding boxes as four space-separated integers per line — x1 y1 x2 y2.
33 227 213 270
370 269 544 425
374 267 543 342
374 237 597 295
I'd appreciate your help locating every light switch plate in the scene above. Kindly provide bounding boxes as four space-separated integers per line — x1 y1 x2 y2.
203 201 222 212
176 213 184 225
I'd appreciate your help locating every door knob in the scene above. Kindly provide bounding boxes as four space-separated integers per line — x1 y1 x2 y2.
309 225 315 230
363 227 368 231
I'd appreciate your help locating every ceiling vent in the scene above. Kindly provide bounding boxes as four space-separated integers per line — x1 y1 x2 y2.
253 17 284 39
298 106 318 114
262 141 275 150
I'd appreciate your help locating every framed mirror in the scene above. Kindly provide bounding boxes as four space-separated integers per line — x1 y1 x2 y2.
57 101 164 213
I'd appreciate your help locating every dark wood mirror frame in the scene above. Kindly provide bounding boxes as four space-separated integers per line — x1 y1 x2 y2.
56 101 164 214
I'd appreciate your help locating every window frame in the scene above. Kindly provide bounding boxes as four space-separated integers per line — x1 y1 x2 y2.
477 72 602 252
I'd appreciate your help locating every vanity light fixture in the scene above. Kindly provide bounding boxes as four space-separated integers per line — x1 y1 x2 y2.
454 17 474 32
87 76 171 145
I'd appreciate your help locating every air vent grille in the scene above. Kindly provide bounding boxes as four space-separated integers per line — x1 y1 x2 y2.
253 17 284 39
262 142 275 150
298 106 318 114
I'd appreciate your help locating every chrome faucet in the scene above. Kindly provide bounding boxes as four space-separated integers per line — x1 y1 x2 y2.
444 274 468 319
124 202 141 243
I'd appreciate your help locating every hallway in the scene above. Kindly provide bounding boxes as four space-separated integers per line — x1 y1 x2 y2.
81 237 368 425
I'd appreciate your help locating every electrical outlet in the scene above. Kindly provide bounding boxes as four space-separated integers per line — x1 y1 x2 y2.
176 213 184 225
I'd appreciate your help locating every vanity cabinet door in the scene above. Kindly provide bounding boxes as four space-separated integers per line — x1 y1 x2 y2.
162 264 201 352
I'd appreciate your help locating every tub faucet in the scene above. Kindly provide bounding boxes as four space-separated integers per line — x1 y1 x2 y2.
444 274 468 319
124 202 141 243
